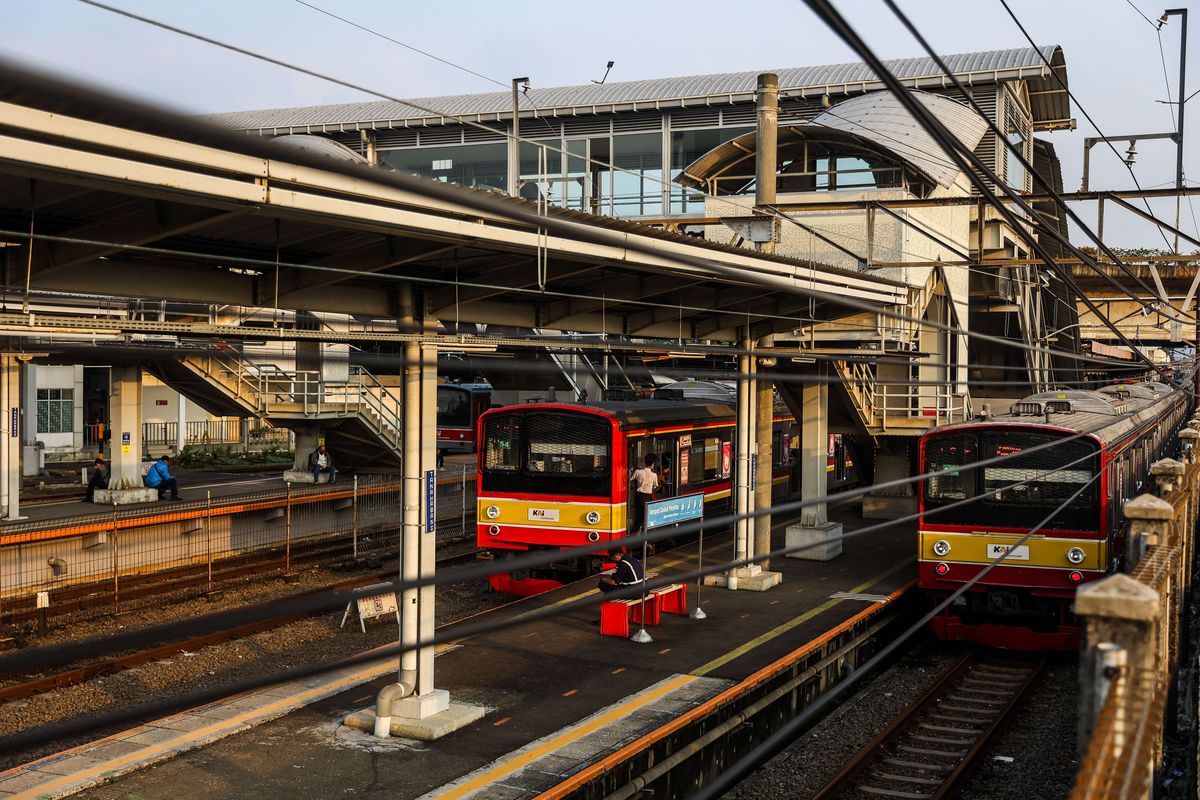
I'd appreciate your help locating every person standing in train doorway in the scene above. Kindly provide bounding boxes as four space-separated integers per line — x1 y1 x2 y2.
631 453 659 536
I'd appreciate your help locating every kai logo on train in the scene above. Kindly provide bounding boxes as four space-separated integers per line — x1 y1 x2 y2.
986 543 1029 561
528 508 560 522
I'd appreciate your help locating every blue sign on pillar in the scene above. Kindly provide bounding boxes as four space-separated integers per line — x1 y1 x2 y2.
424 469 436 533
9 408 16 438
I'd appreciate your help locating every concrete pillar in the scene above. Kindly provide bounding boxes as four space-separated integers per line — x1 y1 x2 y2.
176 394 186 454
785 377 843 561
0 357 20 519
290 425 320 473
108 365 143 490
754 376 774 569
20 362 38 478
355 293 482 739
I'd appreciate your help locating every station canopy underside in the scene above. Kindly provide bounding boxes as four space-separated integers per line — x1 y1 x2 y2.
0 63 908 346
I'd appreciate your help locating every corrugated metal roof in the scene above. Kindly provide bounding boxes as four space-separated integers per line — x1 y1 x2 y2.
677 90 987 190
206 46 1069 134
811 91 988 187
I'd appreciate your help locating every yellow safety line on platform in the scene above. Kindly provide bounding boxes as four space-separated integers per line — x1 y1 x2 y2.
430 674 697 800
691 556 914 677
2 642 455 800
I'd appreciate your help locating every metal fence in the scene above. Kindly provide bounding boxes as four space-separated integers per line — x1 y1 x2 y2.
84 420 292 449
0 465 476 626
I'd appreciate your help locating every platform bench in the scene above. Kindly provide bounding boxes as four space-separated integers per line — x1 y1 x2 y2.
599 583 688 637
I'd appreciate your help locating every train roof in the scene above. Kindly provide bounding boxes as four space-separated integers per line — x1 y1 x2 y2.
488 399 738 429
930 383 1185 445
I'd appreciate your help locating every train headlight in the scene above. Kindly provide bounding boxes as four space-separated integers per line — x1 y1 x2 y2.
1066 547 1086 565
587 531 600 542
1069 570 1084 584
585 510 601 525
485 505 500 519
932 539 951 557
934 562 950 576
488 524 500 536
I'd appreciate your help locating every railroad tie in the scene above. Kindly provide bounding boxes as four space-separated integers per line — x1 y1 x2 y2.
858 786 934 799
882 758 955 772
872 771 944 786
910 733 975 746
897 744 969 758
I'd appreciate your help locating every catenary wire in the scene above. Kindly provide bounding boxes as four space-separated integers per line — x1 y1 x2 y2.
0 441 1112 752
75 0 1193 331
690 461 1109 799
802 0 1183 389
999 0 1176 252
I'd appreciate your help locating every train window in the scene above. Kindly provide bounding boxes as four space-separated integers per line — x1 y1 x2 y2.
483 415 521 472
924 434 977 500
979 432 1099 531
437 387 472 428
524 413 610 476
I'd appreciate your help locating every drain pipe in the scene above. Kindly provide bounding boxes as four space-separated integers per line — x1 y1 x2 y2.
376 286 421 736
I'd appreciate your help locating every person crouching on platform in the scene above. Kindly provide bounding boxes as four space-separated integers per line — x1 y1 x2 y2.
308 443 336 484
598 548 645 594
144 455 181 501
84 456 108 503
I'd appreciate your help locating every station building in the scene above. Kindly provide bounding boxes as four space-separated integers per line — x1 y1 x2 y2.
210 46 1078 440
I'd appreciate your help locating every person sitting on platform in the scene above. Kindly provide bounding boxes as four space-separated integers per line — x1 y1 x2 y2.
597 548 645 594
144 455 181 501
84 456 108 503
308 443 336 484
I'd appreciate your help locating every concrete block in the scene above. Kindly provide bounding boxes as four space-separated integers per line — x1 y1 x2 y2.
786 521 843 561
94 487 159 505
702 569 782 591
395 688 450 719
344 700 486 741
862 494 917 520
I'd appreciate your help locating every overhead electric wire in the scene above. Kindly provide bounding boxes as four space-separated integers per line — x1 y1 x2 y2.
690 459 1110 799
998 0 1177 254
77 0 1191 334
0 441 1109 752
794 0 1183 390
0 226 1152 373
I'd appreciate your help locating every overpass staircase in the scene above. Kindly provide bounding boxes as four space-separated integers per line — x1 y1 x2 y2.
150 350 405 467
832 359 971 438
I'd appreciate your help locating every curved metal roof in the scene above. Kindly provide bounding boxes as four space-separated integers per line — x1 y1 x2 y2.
677 91 988 190
206 46 1070 134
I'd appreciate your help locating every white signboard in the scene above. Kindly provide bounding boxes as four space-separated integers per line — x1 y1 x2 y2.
528 507 560 522
986 543 1029 561
341 583 400 633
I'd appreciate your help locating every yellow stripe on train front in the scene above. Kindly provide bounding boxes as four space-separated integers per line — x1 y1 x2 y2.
918 531 1105 571
478 497 626 529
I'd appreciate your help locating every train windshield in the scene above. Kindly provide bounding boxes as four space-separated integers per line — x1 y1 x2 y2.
924 430 1098 531
437 386 472 428
481 411 612 496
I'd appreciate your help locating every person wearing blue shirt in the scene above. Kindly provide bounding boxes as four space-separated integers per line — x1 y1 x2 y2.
144 455 181 501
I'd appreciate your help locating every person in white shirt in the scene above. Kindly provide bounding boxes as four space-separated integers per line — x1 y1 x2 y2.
630 453 659 535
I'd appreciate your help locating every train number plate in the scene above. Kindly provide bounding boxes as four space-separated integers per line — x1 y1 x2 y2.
528 508 560 522
986 543 1029 561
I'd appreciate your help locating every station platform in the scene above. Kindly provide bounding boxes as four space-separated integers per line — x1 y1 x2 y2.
0 506 916 800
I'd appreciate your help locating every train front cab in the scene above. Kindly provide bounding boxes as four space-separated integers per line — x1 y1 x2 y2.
476 405 624 595
918 425 1105 651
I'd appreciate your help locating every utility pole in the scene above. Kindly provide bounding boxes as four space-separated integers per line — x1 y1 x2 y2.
509 78 529 196
1164 9 1188 251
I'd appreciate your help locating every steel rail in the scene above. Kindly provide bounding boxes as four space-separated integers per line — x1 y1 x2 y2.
810 654 1045 800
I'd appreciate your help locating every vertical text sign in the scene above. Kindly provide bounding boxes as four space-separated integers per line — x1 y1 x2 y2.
425 469 436 533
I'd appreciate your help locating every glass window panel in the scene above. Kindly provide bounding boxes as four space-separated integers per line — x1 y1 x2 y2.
668 127 752 213
610 132 662 217
379 143 508 193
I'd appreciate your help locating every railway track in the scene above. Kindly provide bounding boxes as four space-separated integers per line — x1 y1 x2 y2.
0 546 482 704
811 652 1044 800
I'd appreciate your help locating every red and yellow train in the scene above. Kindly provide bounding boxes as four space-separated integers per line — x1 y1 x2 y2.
476 383 854 595
918 382 1188 650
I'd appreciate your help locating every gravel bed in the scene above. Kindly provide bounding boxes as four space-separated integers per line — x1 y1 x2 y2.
953 657 1078 800
728 642 962 799
0 547 505 772
729 645 1079 800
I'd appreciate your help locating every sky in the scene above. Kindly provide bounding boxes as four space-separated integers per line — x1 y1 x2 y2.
2 0 1198 249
